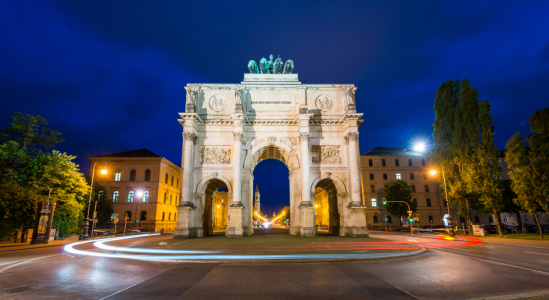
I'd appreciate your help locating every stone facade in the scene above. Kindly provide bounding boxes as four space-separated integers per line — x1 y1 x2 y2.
88 149 181 232
175 73 369 238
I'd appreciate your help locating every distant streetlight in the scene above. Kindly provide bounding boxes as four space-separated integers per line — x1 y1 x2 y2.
84 161 107 239
429 166 455 238
414 143 426 152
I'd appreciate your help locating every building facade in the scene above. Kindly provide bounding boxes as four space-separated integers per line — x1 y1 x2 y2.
315 187 329 227
213 190 228 229
88 149 181 232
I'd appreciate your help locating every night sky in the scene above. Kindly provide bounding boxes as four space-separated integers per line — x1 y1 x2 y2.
2 1 548 215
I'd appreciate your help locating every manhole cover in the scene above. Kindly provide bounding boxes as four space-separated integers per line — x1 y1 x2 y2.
0 286 38 294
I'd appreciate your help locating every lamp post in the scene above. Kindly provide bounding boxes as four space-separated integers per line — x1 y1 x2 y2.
83 161 107 240
429 166 455 238
135 190 143 229
382 199 414 235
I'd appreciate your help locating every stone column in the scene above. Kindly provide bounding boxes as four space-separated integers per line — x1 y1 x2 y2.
345 132 369 237
298 130 315 236
227 132 244 237
175 131 196 239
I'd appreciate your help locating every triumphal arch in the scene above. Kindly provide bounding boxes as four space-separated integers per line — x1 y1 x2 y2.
175 56 368 238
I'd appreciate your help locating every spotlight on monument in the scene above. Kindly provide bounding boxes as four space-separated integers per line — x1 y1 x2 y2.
414 143 426 152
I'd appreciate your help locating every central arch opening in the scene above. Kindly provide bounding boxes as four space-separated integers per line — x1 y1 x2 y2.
314 178 341 235
250 145 292 235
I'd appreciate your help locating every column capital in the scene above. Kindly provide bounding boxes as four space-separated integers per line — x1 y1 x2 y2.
299 132 310 142
345 132 359 144
183 132 196 141
233 132 244 142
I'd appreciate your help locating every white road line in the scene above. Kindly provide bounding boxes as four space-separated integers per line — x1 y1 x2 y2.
0 254 58 274
0 260 23 266
525 251 549 256
539 260 549 263
436 250 549 276
98 281 144 300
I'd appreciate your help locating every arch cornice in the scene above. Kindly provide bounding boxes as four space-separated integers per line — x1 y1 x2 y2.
310 173 347 195
194 174 233 194
245 140 300 171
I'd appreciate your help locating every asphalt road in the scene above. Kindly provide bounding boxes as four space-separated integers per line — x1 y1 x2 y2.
1 230 549 300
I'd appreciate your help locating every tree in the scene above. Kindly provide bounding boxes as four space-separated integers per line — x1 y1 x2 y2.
31 151 89 237
0 112 64 153
0 179 39 241
506 133 544 239
526 108 549 214
383 180 417 225
89 183 115 225
431 79 501 234
498 179 524 233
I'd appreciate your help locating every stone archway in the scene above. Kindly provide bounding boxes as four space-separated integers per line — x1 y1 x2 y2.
200 178 229 236
313 177 344 235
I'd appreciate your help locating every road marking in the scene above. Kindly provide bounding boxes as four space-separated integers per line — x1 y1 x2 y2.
539 260 549 263
0 254 58 274
98 281 144 300
0 260 23 266
525 251 549 256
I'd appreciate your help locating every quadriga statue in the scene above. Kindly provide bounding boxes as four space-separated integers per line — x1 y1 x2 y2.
283 60 294 74
248 60 259 73
273 57 283 74
259 57 269 74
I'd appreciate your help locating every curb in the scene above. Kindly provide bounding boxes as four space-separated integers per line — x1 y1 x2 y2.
125 247 428 264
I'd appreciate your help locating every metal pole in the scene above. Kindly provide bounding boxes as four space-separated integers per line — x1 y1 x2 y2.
441 164 455 237
83 161 98 240
124 213 128 236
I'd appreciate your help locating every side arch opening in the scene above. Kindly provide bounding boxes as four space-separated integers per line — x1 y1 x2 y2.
314 178 341 235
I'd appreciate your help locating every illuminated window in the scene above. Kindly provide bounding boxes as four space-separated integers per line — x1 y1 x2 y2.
368 159 373 166
408 159 413 167
396 173 401 180
383 174 388 180
144 169 151 181
424 185 430 192
370 174 374 180
382 159 386 167
370 185 375 193
113 191 119 202
163 192 167 204
395 159 399 167
143 191 149 202
114 172 121 181
127 191 134 203
410 173 414 180
98 191 103 200
371 198 377 207
129 169 136 181
426 198 431 207
411 185 416 192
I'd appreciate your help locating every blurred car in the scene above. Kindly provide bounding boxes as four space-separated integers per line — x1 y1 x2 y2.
482 225 498 234
504 225 517 233
525 224 538 233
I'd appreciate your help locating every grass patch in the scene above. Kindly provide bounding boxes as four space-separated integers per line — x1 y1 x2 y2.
483 233 547 241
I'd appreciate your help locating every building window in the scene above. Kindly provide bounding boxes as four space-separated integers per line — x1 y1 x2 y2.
408 159 413 167
503 216 508 222
410 173 414 180
429 215 434 223
177 179 179 188
370 185 375 193
370 174 374 180
125 211 132 220
140 211 147 221
423 173 427 180
168 212 171 221
143 191 149 202
426 198 431 207
424 185 430 192
382 159 386 167
162 212 165 221
411 185 416 192
523 216 528 222
114 172 121 181
373 215 379 223
174 213 176 221
383 174 388 180
98 190 104 200
474 215 480 223
396 173 401 180
170 194 173 205
395 159 399 167
163 192 167 204
145 169 151 181
371 198 377 207
113 191 119 202
384 184 388 188
129 169 136 181
165 173 168 184
175 196 178 206
421 159 426 166
127 191 134 203
171 176 174 186
444 200 447 207
369 159 373 167
489 215 493 223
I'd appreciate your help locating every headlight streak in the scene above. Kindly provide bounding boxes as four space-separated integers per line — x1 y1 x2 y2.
64 233 480 261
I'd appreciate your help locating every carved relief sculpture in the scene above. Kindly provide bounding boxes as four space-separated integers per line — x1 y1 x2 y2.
312 146 342 164
345 132 359 144
299 132 309 142
209 95 226 112
201 147 232 164
315 95 333 111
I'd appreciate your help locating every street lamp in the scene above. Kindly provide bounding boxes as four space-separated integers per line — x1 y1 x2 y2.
83 161 107 240
429 166 455 238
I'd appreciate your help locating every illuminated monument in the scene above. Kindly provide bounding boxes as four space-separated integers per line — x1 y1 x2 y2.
175 55 368 238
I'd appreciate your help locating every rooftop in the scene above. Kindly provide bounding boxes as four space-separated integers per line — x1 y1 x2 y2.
91 148 161 158
360 147 423 156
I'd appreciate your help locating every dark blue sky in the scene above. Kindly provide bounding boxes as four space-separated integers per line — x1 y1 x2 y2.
2 1 548 214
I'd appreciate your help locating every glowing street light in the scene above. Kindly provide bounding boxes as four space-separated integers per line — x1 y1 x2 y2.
100 169 108 175
84 160 107 239
414 143 426 152
136 190 143 197
429 169 437 176
430 167 454 238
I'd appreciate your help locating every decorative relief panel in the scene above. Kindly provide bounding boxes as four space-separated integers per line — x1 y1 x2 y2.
312 146 342 164
201 147 232 164
209 95 227 112
315 95 333 111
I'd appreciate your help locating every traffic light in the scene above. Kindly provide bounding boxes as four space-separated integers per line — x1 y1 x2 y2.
385 218 388 221
409 218 413 223
383 199 387 205
136 219 139 222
